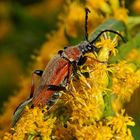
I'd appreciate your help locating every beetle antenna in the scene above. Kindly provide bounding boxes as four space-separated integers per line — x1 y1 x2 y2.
85 8 91 42
90 29 127 44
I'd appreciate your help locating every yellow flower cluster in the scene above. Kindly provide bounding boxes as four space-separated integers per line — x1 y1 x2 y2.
132 0 140 14
126 48 140 63
3 107 56 140
0 0 128 133
69 111 134 140
88 0 128 23
3 32 136 139
1 0 137 139
112 61 140 112
96 33 119 61
60 0 128 38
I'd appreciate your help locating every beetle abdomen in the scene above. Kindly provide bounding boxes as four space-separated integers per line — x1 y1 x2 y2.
32 55 71 107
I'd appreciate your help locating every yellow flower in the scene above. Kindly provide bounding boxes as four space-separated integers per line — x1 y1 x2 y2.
0 76 31 136
126 48 140 64
68 110 134 140
96 32 119 61
132 0 140 14
112 61 140 112
87 0 128 23
69 123 113 140
87 0 112 14
113 7 128 23
112 61 140 101
110 0 128 23
107 110 135 139
3 107 56 140
63 55 108 124
60 1 85 38
3 37 135 139
1 0 135 139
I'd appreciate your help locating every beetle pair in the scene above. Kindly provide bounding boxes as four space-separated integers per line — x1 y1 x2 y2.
12 8 126 126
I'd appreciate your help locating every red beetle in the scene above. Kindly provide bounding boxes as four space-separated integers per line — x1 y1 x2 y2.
12 8 126 126
31 8 126 107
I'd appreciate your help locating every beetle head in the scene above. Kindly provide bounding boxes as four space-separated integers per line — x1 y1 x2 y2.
79 41 99 55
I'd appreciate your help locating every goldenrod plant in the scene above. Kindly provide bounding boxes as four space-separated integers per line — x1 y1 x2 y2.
1 0 140 139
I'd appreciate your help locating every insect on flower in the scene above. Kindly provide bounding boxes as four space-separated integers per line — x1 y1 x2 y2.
12 8 126 126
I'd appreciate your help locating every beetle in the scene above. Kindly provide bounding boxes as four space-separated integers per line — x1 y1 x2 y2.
31 8 126 107
12 8 126 126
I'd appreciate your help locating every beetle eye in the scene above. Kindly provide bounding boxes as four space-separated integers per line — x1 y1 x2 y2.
87 44 92 51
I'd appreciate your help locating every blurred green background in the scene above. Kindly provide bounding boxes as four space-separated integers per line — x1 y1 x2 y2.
0 0 65 111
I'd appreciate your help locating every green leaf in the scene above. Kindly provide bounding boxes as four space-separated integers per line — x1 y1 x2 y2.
66 19 126 45
131 117 140 140
89 19 126 42
103 93 115 117
27 134 35 140
12 98 32 127
128 16 140 31
110 32 140 64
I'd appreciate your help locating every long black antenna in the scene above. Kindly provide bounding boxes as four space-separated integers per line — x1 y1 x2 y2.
90 29 127 44
85 8 90 41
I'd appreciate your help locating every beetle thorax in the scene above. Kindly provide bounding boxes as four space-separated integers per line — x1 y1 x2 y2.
62 46 82 62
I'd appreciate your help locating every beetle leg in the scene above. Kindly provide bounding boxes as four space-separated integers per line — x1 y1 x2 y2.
47 92 60 108
34 70 43 77
47 85 66 91
12 98 32 127
70 61 80 80
58 50 63 55
30 70 43 98
77 56 87 66
81 72 90 78
71 60 89 79
77 56 107 78
71 61 77 74
46 85 66 109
